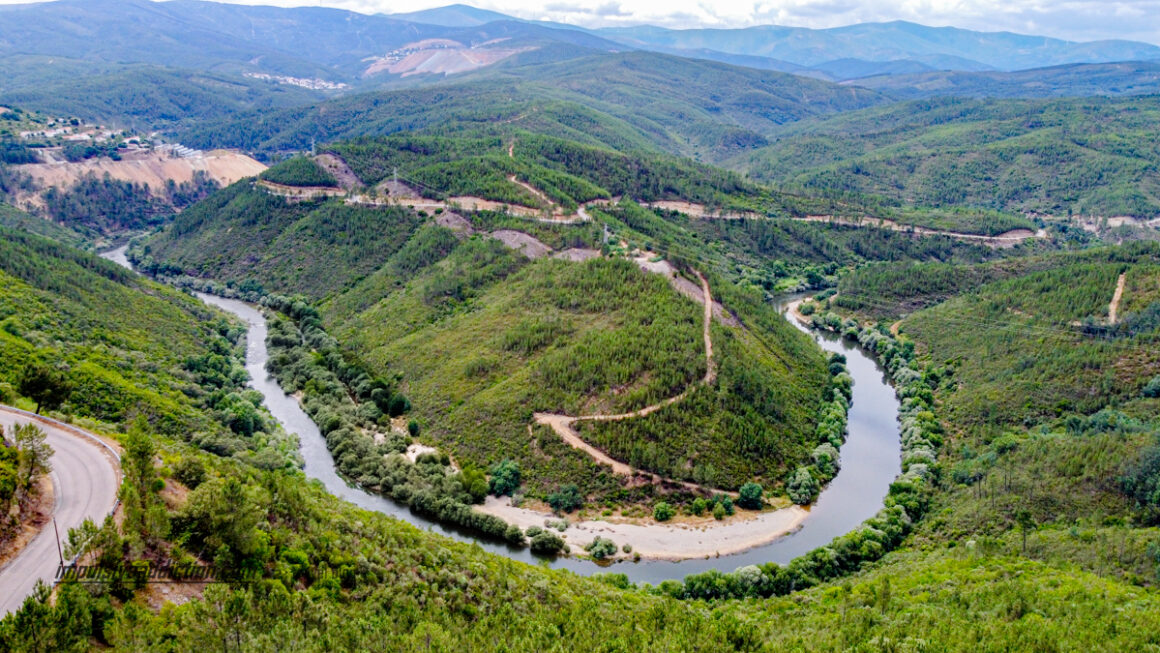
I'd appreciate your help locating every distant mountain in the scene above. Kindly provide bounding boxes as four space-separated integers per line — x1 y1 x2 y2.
811 59 938 81
0 0 624 84
387 4 529 27
599 21 1160 71
849 61 1160 98
179 51 885 159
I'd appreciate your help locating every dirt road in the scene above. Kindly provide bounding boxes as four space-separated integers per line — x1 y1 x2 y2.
1109 272 1127 324
534 269 729 494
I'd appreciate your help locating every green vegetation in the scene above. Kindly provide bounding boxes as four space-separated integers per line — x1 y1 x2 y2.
328 133 759 211
652 501 674 521
259 156 338 188
2 65 325 129
815 243 1160 593
0 203 85 248
182 52 882 160
5 175 1160 653
896 245 1160 430
0 423 52 548
260 297 534 542
0 227 297 467
40 172 218 237
738 96 1160 219
137 182 421 300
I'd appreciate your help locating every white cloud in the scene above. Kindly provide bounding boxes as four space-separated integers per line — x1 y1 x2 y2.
0 0 1154 43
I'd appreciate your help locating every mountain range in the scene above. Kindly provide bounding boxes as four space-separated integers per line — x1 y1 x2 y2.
0 0 1157 93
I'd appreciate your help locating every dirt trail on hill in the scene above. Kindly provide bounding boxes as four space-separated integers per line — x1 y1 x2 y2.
508 174 553 207
257 179 346 201
313 153 361 190
1109 272 1127 324
534 270 731 495
646 200 1046 248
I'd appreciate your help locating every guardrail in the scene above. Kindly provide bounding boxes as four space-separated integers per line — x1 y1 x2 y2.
0 404 123 575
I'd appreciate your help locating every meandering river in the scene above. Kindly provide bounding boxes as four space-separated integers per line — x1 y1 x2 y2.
102 246 900 584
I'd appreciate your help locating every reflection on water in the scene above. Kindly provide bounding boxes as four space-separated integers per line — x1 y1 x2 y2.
103 246 901 584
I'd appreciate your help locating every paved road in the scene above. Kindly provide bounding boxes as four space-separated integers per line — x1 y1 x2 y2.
0 406 120 617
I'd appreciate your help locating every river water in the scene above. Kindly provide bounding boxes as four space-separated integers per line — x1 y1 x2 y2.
102 246 900 584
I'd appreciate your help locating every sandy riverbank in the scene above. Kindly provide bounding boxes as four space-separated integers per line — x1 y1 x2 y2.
476 496 810 561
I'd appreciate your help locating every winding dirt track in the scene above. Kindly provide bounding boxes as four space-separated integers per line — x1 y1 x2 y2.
534 271 731 494
1109 272 1127 324
0 406 120 616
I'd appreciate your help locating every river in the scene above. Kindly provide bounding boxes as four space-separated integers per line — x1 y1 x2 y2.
102 246 901 584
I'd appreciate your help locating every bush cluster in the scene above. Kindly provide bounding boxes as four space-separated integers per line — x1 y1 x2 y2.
786 352 852 505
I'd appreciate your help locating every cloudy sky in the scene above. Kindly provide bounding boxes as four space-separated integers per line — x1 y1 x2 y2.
1 0 1157 44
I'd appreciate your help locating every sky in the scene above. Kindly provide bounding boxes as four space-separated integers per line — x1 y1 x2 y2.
0 0 1156 44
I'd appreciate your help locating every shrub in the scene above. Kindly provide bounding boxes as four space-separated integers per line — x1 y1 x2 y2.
456 467 488 504
173 458 207 489
504 524 525 546
1121 438 1160 525
488 459 521 496
787 467 819 505
718 495 734 516
653 502 675 522
547 484 582 513
585 537 617 560
712 502 726 520
738 482 764 510
529 531 566 556
1143 375 1160 398
690 497 707 516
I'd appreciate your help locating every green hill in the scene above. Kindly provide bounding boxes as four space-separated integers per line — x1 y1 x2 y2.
854 61 1160 99
3 237 1159 651
1 66 324 130
140 178 832 500
736 96 1160 219
0 227 297 467
180 51 884 161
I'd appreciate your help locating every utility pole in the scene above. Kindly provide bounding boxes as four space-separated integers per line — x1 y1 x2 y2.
53 517 63 566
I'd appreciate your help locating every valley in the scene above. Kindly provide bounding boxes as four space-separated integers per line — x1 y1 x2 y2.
1 1 1159 650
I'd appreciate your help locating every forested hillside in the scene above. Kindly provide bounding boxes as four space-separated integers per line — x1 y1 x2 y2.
1 67 324 130
4 229 1160 652
140 182 421 298
0 227 297 467
799 243 1160 592
737 96 1160 219
854 61 1160 99
139 178 833 502
179 51 883 160
3 2 1160 646
326 133 761 210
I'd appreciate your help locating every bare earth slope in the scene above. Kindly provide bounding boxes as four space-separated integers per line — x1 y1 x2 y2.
17 149 266 193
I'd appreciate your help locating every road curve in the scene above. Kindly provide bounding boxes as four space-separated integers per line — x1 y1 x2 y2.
0 406 120 617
